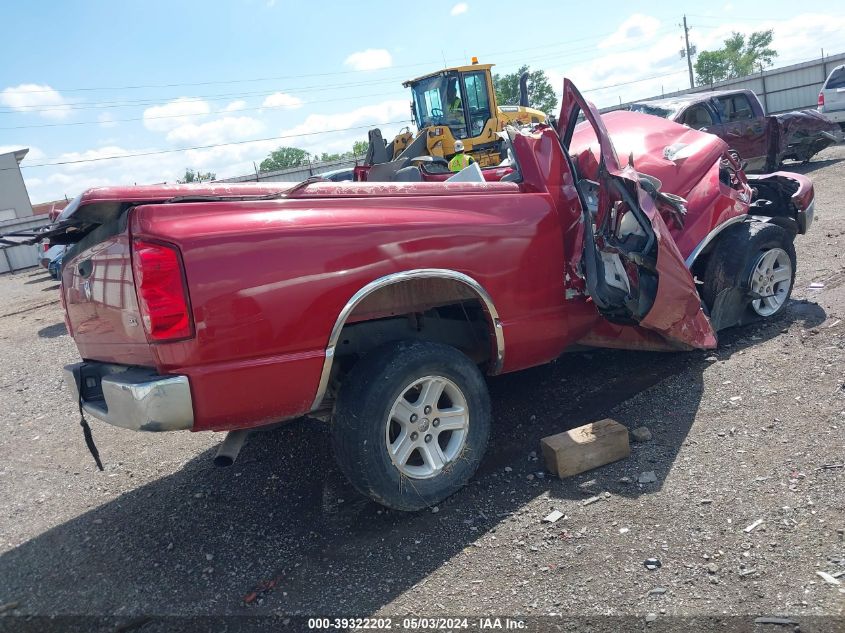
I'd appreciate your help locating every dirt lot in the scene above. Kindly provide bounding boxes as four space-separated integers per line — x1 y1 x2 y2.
1 148 844 631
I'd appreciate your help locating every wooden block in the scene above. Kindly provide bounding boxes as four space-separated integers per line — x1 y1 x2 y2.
541 419 631 478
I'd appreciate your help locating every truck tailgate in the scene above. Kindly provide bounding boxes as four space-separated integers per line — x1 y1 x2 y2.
61 219 155 366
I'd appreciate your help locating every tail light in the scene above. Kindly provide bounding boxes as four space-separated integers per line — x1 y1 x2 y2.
818 92 825 108
131 240 193 342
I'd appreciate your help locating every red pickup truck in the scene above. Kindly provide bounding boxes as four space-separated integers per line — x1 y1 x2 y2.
629 89 840 172
54 81 814 511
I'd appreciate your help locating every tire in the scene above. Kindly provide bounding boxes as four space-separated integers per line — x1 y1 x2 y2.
331 340 491 511
702 222 796 330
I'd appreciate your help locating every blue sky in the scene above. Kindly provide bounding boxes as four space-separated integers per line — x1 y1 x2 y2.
2 0 844 203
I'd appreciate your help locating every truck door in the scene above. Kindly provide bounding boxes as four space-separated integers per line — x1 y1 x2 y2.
557 79 716 350
461 70 493 138
715 93 767 170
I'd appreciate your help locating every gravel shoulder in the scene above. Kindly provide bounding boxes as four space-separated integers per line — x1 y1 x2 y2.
0 149 843 626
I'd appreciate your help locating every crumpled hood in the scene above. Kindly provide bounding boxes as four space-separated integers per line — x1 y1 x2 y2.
569 110 729 199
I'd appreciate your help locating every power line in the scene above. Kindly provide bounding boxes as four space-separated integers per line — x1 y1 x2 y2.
685 12 845 23
0 26 675 96
581 69 688 93
0 28 678 116
0 90 404 130
0 78 408 114
3 67 700 172
15 119 413 169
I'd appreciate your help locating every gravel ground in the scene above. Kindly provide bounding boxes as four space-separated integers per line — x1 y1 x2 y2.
1 148 844 631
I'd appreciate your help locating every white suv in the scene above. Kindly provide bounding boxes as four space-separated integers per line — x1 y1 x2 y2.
819 64 845 127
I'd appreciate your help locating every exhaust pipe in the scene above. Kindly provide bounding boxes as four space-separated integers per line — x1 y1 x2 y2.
519 72 530 108
213 430 249 467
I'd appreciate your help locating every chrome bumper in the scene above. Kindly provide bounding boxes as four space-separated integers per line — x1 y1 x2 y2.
64 362 194 432
802 197 815 233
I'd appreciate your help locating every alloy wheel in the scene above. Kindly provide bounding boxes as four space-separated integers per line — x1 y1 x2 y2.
385 375 469 479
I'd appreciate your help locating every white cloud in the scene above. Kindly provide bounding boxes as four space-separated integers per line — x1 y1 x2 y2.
164 116 265 145
52 145 136 172
546 11 845 110
0 83 71 119
273 99 410 156
20 97 413 202
224 100 248 112
450 2 468 16
142 97 211 132
598 14 660 49
343 49 393 71
261 92 304 109
699 13 845 68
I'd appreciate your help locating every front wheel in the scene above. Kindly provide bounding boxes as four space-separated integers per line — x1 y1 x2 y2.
747 246 794 317
331 340 491 511
702 222 796 330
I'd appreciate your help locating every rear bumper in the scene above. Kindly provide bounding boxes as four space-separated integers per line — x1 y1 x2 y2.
64 362 194 432
787 173 815 234
818 107 845 124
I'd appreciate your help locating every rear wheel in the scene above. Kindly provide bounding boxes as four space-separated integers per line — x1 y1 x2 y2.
331 340 491 511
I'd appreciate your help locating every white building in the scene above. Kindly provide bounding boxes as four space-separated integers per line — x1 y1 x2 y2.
0 148 33 222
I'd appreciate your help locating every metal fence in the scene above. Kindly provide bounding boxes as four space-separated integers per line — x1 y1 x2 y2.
219 155 367 183
0 214 50 274
607 51 845 114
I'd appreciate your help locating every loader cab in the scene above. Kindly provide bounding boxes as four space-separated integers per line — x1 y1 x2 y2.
406 64 496 142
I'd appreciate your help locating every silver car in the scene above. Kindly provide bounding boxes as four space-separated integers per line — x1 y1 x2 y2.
819 64 845 128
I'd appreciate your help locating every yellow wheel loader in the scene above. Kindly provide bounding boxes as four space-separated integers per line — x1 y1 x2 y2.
368 59 547 170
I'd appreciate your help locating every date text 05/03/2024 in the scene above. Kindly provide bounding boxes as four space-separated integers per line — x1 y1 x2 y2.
306 617 526 630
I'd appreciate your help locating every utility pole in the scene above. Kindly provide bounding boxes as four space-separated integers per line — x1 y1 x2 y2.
682 15 695 89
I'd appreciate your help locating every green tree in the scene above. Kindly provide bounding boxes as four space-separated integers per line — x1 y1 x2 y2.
318 141 368 163
493 65 558 115
259 146 312 172
352 140 368 156
695 30 777 85
178 168 216 183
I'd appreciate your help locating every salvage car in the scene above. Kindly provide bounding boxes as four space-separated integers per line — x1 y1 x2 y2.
629 88 839 171
818 64 845 128
46 80 813 511
47 250 64 280
35 241 66 270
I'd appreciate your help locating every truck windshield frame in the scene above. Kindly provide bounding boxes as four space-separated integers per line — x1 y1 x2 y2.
410 72 470 139
629 103 676 119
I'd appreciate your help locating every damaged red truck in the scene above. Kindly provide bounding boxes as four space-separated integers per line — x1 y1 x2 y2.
54 81 814 510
